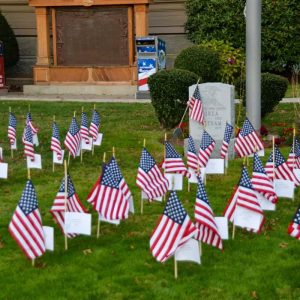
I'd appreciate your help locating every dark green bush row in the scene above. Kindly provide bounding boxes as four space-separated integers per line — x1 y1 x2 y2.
148 69 199 129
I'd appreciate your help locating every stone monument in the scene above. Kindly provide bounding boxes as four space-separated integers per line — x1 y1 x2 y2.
187 82 235 159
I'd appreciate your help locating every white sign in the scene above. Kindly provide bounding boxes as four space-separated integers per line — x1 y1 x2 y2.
43 226 54 251
27 154 42 169
274 179 294 199
33 134 39 146
99 214 120 225
293 169 300 181
165 173 183 191
206 159 225 174
0 162 8 179
81 138 93 151
53 150 64 164
93 133 103 146
249 149 265 157
255 191 276 211
188 168 206 184
11 139 17 150
76 145 81 157
141 191 162 202
175 238 201 264
65 212 92 235
215 217 229 240
233 206 263 231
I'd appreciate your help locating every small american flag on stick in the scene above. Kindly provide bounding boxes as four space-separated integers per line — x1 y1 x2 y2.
64 117 81 158
51 122 62 161
89 109 100 142
23 124 35 161
187 85 204 125
288 205 300 240
187 135 198 171
8 111 17 146
220 122 234 159
80 112 90 143
198 130 215 168
264 151 275 181
26 112 39 135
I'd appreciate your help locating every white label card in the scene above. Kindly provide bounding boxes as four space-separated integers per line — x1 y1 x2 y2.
128 197 135 214
0 147 3 161
99 214 120 225
215 217 229 240
165 173 183 191
53 150 64 164
233 206 263 231
27 154 42 169
93 133 103 146
293 169 300 181
11 139 17 150
65 212 92 235
81 138 93 151
249 149 265 157
175 238 201 264
206 159 225 174
43 226 54 251
255 191 276 211
0 162 8 179
188 167 205 184
33 134 39 146
274 179 294 199
141 191 162 202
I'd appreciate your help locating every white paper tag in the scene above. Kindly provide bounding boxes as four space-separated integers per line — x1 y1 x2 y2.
27 154 42 169
233 206 263 231
188 167 205 184
99 214 120 225
65 212 92 235
274 179 294 199
76 145 81 157
165 173 183 191
249 149 265 157
175 238 201 264
215 217 228 240
255 191 276 211
93 133 103 146
81 138 93 151
293 169 300 181
53 150 64 164
0 162 8 179
206 159 225 174
129 197 135 214
32 134 39 146
11 139 17 150
43 226 54 251
141 191 162 202
0 147 3 161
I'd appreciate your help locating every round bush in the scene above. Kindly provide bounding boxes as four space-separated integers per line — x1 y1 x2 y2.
237 73 288 117
148 69 199 129
174 45 220 82
0 13 19 68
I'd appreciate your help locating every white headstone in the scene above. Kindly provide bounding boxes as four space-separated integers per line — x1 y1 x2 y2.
187 83 235 159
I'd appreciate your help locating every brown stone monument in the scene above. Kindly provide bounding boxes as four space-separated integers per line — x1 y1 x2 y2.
28 0 151 85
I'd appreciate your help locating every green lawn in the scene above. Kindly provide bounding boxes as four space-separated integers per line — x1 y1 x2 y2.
0 101 299 300
285 83 299 98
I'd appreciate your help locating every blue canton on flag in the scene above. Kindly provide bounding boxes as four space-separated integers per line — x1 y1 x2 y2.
188 135 197 154
81 112 89 128
25 124 33 143
223 122 233 144
70 117 80 136
200 131 215 150
108 157 123 185
274 146 286 167
58 175 76 198
239 166 254 189
240 118 255 137
140 148 157 172
91 110 100 127
100 164 120 189
19 180 39 215
52 122 60 140
253 152 267 174
165 142 181 158
163 191 187 224
9 112 17 128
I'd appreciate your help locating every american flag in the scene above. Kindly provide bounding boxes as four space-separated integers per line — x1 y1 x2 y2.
220 122 234 159
274 146 300 186
51 122 62 161
136 147 169 200
234 118 264 157
50 174 87 238
80 112 90 143
23 124 35 161
26 112 38 135
252 153 278 204
194 177 223 250
87 158 129 220
8 112 17 146
89 109 101 142
150 191 197 262
64 117 81 158
198 130 215 168
264 151 274 181
187 85 204 125
8 180 46 260
224 167 263 223
286 140 300 169
295 139 300 168
187 135 198 171
163 142 190 177
286 145 296 170
287 205 300 240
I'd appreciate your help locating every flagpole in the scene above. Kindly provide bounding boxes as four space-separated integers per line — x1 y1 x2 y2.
9 106 14 159
174 258 178 279
97 152 106 239
112 146 115 158
64 159 68 250
141 139 146 214
53 115 55 173
164 133 167 202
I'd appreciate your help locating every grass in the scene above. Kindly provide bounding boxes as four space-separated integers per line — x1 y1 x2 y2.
285 83 299 98
0 101 300 300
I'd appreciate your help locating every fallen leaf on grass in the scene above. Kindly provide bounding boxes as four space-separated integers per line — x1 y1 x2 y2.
0 241 4 249
279 242 288 249
251 291 258 299
83 249 92 255
35 262 47 269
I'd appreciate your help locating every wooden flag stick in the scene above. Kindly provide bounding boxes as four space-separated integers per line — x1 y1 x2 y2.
140 191 144 215
27 167 31 180
174 257 178 279
97 152 106 239
67 152 71 166
73 111 76 117
94 103 96 110
32 258 35 267
9 106 11 113
112 146 115 158
232 223 236 239
199 241 202 257
143 139 146 147
53 115 55 122
82 106 84 113
64 160 68 250
28 103 31 112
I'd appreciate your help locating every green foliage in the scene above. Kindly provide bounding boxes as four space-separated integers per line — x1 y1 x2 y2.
148 69 198 129
0 12 19 68
185 0 300 73
238 73 288 117
200 40 245 85
174 45 220 82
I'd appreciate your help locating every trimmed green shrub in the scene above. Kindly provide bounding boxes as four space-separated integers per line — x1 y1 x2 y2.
237 73 288 117
185 0 300 74
148 69 199 129
174 45 220 82
0 13 19 68
200 40 245 85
